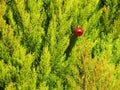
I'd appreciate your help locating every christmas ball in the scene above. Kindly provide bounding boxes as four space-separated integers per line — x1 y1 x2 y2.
74 27 83 36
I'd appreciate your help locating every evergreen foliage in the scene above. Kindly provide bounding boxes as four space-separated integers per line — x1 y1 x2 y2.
0 0 120 90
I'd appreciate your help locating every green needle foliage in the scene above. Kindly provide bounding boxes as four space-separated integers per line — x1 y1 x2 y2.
0 0 120 90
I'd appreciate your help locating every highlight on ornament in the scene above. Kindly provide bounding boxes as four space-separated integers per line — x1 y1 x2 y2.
74 26 83 36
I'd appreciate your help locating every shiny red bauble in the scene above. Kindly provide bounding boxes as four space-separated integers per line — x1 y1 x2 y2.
74 27 83 36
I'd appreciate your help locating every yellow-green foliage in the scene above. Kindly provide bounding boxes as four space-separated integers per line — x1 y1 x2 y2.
0 0 120 90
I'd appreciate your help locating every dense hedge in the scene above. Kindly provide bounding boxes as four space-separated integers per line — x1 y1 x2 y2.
0 0 120 90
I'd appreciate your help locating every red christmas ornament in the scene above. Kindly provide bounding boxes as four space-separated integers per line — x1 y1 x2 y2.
74 27 83 36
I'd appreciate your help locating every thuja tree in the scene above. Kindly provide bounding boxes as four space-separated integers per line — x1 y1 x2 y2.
0 0 120 90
